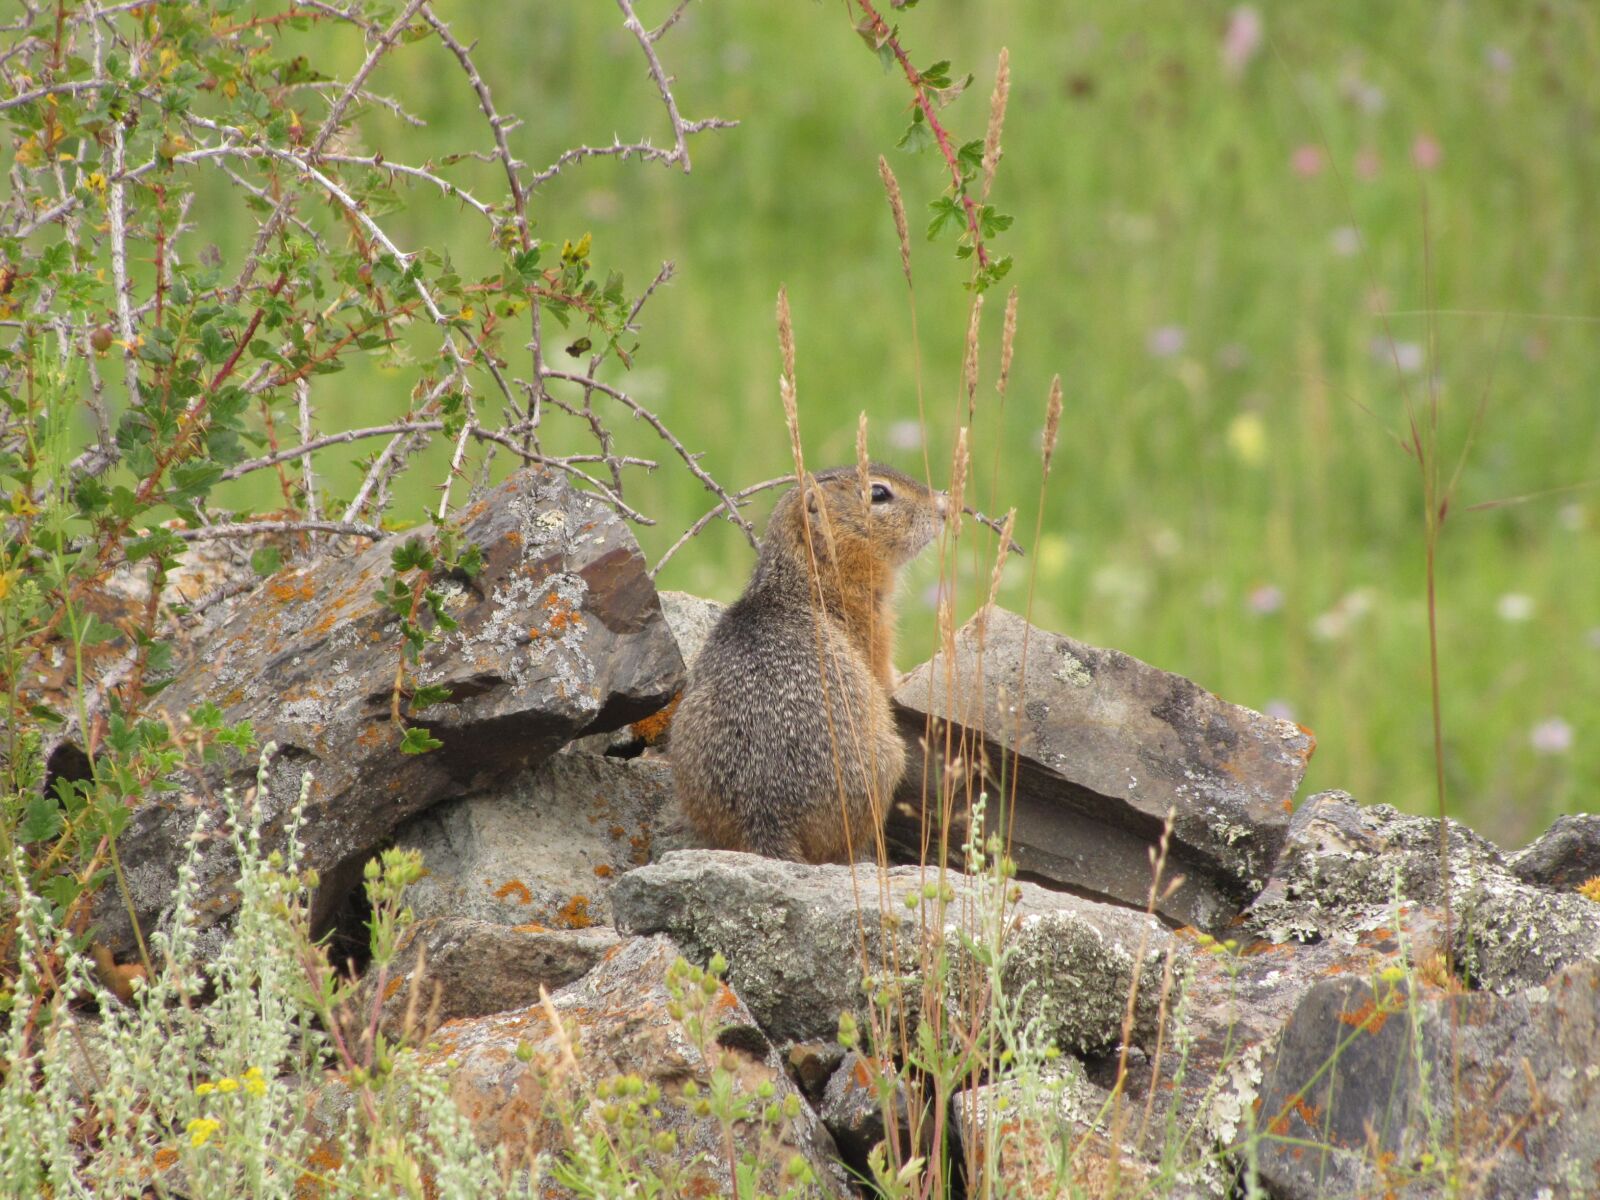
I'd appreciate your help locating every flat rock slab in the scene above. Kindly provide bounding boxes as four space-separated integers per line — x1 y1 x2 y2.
1250 961 1600 1199
893 609 1312 930
395 751 673 930
98 468 682 954
359 916 619 1036
612 849 1174 1052
420 934 851 1197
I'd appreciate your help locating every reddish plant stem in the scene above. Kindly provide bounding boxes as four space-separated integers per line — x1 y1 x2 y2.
853 0 989 269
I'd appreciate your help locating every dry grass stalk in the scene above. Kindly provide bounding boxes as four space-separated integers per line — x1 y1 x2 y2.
776 287 805 478
997 286 1019 401
981 47 1011 201
963 292 983 424
776 284 798 394
973 507 1017 646
983 509 1016 615
856 411 871 504
1042 372 1064 481
949 426 969 540
878 155 914 287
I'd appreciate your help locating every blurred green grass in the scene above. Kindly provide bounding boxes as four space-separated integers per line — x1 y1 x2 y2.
253 1 1597 846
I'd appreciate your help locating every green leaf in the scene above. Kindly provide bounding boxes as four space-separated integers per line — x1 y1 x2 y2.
957 139 984 179
21 794 63 843
409 683 453 712
399 725 443 755
78 614 122 646
926 195 964 241
896 108 934 155
391 536 433 573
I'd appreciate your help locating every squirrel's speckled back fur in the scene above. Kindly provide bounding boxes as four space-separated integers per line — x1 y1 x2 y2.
670 464 946 863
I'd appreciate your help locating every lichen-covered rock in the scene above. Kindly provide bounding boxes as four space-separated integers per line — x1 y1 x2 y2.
96 468 683 955
1247 792 1600 993
611 850 1173 1051
893 608 1313 930
420 934 851 1197
951 1061 1167 1198
394 751 672 930
358 916 619 1036
1456 876 1600 993
1510 813 1600 892
1248 961 1600 1199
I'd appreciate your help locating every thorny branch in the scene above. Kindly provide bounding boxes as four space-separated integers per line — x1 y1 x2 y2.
851 0 992 270
1 0 745 563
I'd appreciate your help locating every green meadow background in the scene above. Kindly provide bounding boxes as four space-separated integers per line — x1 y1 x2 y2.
231 1 1597 847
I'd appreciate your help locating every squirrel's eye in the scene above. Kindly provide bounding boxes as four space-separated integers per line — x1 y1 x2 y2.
870 483 893 504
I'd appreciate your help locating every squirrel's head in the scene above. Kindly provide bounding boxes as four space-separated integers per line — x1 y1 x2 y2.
782 463 948 571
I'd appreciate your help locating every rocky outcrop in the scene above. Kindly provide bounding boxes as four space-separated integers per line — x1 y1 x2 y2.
417 934 852 1197
76 547 1599 1198
359 916 620 1036
893 608 1313 930
1247 791 1600 993
1250 962 1600 1199
394 751 673 930
611 849 1174 1051
95 468 683 955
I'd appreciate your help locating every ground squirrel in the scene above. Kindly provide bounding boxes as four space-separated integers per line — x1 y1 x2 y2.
671 464 947 863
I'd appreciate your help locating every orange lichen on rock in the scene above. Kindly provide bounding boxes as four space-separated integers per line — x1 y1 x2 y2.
553 895 594 929
295 1140 344 1200
355 722 390 750
269 576 316 603
628 694 680 745
492 879 533 905
1337 997 1389 1034
540 591 582 635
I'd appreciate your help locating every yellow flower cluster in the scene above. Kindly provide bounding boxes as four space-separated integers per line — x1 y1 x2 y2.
186 1118 220 1148
194 1065 268 1099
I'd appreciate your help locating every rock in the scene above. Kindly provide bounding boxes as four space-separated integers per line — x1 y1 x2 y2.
419 934 851 1197
893 609 1313 930
951 1060 1165 1198
1510 813 1600 891
787 1041 847 1104
395 752 673 929
359 916 619 1036
658 589 725 672
1247 792 1600 993
818 1052 921 1174
96 468 683 956
564 590 721 757
611 849 1173 1051
1248 961 1600 1199
1457 875 1600 994
1067 790 1600 1196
